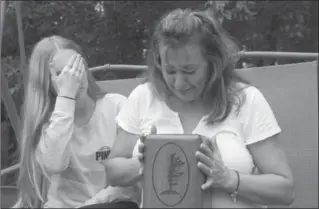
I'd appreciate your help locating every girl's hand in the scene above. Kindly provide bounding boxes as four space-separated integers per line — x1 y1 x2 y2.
53 54 85 98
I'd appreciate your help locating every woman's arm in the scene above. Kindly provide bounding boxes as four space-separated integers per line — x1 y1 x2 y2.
222 86 295 205
222 134 295 206
102 127 141 187
36 97 75 174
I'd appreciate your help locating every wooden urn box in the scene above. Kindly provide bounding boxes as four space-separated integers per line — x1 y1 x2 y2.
143 134 205 208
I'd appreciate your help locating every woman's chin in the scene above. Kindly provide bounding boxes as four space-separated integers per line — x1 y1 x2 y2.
174 92 197 103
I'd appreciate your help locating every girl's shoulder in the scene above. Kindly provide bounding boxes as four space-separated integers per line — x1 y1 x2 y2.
97 93 128 115
101 93 127 105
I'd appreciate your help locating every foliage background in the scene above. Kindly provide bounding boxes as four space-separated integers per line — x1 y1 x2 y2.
1 0 318 184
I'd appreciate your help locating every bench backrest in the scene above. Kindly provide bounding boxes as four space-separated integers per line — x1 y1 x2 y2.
98 61 318 208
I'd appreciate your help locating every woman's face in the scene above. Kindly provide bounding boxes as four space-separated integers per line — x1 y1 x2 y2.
159 43 209 102
50 49 88 96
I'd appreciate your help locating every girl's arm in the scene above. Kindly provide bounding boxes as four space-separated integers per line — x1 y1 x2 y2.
36 97 75 174
102 127 141 187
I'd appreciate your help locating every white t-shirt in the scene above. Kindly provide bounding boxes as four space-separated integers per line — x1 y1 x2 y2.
36 93 131 208
116 82 281 208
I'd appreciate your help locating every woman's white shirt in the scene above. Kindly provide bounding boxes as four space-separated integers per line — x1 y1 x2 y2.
116 82 281 208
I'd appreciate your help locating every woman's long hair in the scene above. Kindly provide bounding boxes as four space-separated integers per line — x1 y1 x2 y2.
13 35 106 208
146 8 250 124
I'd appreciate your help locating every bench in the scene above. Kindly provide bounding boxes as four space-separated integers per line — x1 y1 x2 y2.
1 61 317 208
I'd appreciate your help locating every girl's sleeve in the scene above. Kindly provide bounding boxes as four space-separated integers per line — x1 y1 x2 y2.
35 97 76 173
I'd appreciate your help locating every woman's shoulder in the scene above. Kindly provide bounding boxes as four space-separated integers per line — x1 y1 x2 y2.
242 85 267 104
235 83 270 113
127 82 155 101
234 82 262 100
242 85 260 96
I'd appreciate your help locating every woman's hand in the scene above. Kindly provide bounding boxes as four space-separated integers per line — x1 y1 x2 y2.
53 54 85 98
136 125 157 176
196 134 234 191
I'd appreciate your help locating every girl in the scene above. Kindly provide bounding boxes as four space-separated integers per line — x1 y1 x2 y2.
13 36 138 208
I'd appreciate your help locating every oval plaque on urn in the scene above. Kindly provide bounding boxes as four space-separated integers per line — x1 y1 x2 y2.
143 134 204 208
152 142 190 206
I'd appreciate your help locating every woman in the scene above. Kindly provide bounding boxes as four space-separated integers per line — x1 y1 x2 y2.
13 35 139 208
103 8 295 208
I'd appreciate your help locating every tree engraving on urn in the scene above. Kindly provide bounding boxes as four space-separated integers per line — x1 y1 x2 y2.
160 153 185 196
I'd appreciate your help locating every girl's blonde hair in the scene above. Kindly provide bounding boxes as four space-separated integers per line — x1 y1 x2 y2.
13 35 106 208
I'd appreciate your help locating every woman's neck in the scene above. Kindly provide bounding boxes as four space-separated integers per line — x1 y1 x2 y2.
168 95 208 113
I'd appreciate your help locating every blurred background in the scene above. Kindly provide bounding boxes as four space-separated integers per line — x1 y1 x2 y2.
1 0 318 186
